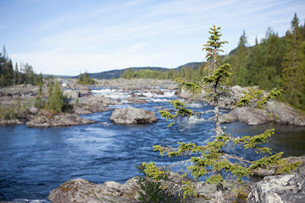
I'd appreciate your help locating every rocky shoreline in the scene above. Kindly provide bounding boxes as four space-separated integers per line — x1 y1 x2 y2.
0 79 176 128
219 101 305 126
26 110 96 127
178 86 305 126
248 156 305 202
48 171 253 203
48 155 305 202
2 79 304 127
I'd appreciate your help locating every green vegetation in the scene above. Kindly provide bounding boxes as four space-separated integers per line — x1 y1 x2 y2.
0 106 21 120
34 82 44 109
136 163 182 202
121 65 207 82
77 72 95 85
226 13 305 110
121 13 305 111
45 81 71 113
0 46 43 87
141 25 301 200
0 100 27 120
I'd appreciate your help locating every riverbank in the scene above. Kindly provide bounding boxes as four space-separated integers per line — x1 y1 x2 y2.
1 79 304 127
48 155 305 202
178 86 305 126
0 78 177 127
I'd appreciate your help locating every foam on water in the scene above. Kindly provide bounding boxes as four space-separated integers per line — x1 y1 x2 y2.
186 102 204 108
92 88 176 103
91 89 130 100
183 116 208 127
14 199 50 203
150 98 171 102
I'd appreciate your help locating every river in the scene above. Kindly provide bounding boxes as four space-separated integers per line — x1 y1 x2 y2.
0 89 305 202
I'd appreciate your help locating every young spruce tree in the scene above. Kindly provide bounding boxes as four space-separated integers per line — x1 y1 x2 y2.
46 81 65 113
141 25 301 201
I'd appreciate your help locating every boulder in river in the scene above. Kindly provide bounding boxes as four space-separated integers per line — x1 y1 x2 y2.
110 107 157 124
76 96 117 114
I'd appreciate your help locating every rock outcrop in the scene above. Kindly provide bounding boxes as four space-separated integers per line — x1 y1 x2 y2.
219 106 269 125
75 96 117 114
247 173 305 203
110 107 157 124
26 110 95 127
178 85 247 109
48 171 253 203
48 178 140 203
179 85 305 126
265 101 305 126
48 155 305 203
219 101 305 126
70 96 116 115
0 119 23 125
247 156 305 203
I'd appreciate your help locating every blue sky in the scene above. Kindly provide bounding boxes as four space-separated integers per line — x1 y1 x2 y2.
1 0 305 75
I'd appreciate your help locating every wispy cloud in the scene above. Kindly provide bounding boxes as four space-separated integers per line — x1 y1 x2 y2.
3 0 305 75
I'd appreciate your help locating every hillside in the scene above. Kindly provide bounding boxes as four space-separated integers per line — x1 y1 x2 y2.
86 67 168 79
74 63 202 79
176 62 202 70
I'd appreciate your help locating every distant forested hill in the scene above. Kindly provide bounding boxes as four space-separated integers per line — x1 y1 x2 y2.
73 63 203 80
83 67 168 79
176 62 202 70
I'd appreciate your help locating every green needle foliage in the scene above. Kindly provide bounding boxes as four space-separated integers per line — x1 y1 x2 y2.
203 25 228 71
45 81 72 113
159 100 193 127
77 72 95 85
136 163 183 202
236 88 283 108
34 82 44 109
141 25 302 200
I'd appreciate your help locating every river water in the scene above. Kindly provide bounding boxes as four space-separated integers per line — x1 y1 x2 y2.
0 89 305 202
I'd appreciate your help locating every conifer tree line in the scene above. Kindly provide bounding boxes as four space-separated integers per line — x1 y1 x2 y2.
226 13 305 110
121 64 207 81
0 46 43 87
121 13 305 110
